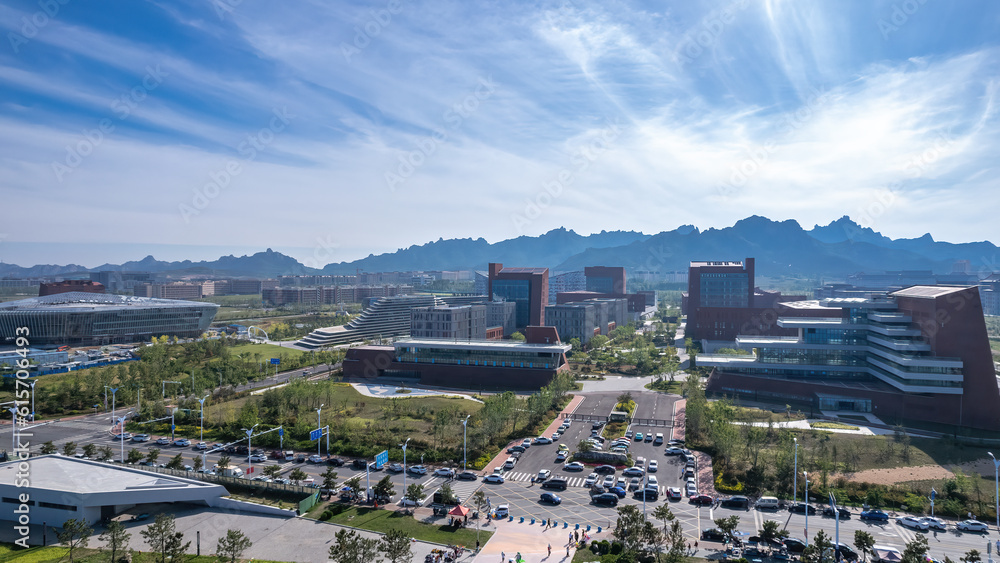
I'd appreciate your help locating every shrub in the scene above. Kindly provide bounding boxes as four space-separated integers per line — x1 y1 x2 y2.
610 541 623 555
715 472 745 493
319 510 332 521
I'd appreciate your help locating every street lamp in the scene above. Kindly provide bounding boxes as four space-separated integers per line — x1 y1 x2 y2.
7 407 17 454
462 415 471 472
197 395 209 442
316 404 324 457
803 471 809 547
402 438 411 498
109 387 119 423
29 380 36 421
989 452 1000 531
793 437 798 504
116 415 127 463
244 424 259 475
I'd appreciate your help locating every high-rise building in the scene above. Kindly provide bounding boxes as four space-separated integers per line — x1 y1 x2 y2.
545 297 627 344
89 271 152 293
585 266 627 295
700 285 1000 431
411 305 487 339
548 271 586 302
488 263 548 328
38 280 105 296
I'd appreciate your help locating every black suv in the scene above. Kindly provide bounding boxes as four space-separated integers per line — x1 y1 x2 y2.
351 459 368 470
788 503 816 515
701 528 726 542
592 493 619 506
823 506 850 519
327 457 345 467
594 465 617 475
541 477 568 491
720 496 750 509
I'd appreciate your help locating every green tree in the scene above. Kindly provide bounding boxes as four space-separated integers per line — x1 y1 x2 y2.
140 513 191 563
404 482 424 511
289 468 308 484
374 475 395 502
901 535 929 563
99 520 131 563
438 482 456 504
663 519 686 563
98 445 114 462
166 453 185 470
854 530 876 563
962 549 983 563
612 504 646 557
760 520 787 546
577 440 593 453
589 334 609 349
82 443 97 459
328 529 382 563
510 331 525 342
713 515 740 543
801 529 834 563
652 503 675 535
40 440 57 454
344 475 363 501
217 455 231 469
62 441 78 457
381 528 412 563
57 518 92 563
127 448 143 464
193 456 204 472
262 464 282 479
216 529 252 563
321 466 339 497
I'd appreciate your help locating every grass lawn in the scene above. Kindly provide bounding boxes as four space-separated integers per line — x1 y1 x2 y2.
321 505 492 547
787 431 988 473
810 421 860 431
228 342 310 360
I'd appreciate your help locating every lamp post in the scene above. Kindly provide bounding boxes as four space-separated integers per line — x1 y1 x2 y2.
316 404 324 457
117 415 127 463
7 407 17 454
197 395 209 442
244 424 259 475
109 387 119 424
990 452 1000 531
462 415 471 472
30 380 36 421
402 438 411 499
803 471 809 547
793 437 798 504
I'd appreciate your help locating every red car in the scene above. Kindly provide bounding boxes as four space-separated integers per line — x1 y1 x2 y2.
690 494 714 506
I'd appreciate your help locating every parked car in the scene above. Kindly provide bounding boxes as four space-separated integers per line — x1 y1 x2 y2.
539 492 562 505
584 473 599 487
595 464 617 475
644 433 653 442
308 454 323 464
623 466 645 477
327 457 345 466
783 538 808 554
457 471 478 481
484 473 505 484
957 520 988 532
609 486 627 498
788 503 816 515
822 506 851 519
131 434 150 442
653 433 664 445
860 509 889 521
648 460 658 473
628 477 642 491
249 453 267 462
155 437 171 445
555 451 569 462
564 461 585 471
408 465 427 475
634 432 643 441
195 442 208 450
592 493 619 506
896 516 929 531
602 475 615 489
386 463 404 473
506 445 526 454
535 469 552 482
534 436 552 445
720 496 751 510
921 517 947 531
521 438 532 448
666 487 682 500
434 467 456 478
690 494 714 506
664 447 686 456
636 487 658 501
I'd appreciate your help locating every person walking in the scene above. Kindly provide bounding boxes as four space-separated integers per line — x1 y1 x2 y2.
548 543 552 557
501 551 505 562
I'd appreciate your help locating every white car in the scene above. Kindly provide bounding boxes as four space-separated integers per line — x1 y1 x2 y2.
664 446 686 456
555 451 568 462
666 487 682 500
195 442 208 450
551 432 561 440
521 438 532 448
584 473 599 487
155 437 171 445
308 454 323 464
648 460 658 473
615 477 627 489
921 517 947 531
564 461 586 471
494 504 509 518
484 473 505 484
602 475 615 488
173 438 190 447
534 436 552 445
957 520 988 532
399 497 420 507
647 476 658 488
249 453 267 462
408 465 428 475
536 469 552 482
623 466 645 477
131 434 149 442
387 463 404 473
896 516 929 531
433 467 456 478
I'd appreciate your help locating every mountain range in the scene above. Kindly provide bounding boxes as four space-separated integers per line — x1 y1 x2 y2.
1 217 996 280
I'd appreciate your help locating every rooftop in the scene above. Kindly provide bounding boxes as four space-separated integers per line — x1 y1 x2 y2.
396 337 571 353
0 291 217 311
891 285 972 298
0 455 220 495
498 267 548 274
689 261 744 267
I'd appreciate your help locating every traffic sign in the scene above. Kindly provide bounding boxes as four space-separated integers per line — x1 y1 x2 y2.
278 428 284 437
171 424 175 431
375 449 388 470
270 358 280 365
310 428 322 441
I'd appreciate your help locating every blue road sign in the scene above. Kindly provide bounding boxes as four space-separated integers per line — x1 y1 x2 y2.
310 428 322 441
375 449 388 469
171 424 175 431
279 428 284 437
270 358 280 365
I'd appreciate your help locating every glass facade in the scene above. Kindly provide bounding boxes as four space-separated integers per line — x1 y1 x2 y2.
491 279 532 327
698 272 748 307
396 344 562 370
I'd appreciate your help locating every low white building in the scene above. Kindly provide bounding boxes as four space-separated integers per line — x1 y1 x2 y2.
0 455 228 530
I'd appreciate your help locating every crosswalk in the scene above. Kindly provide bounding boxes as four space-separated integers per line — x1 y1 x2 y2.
412 475 485 506
499 471 677 495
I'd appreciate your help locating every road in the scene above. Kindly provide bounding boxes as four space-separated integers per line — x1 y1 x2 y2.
9 378 995 559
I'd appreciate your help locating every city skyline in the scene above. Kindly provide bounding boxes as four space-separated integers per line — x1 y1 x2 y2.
2 1 999 266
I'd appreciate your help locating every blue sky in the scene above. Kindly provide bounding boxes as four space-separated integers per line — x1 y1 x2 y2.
1 0 998 268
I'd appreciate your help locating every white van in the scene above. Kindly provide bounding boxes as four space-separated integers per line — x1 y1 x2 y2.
502 457 516 470
756 496 780 510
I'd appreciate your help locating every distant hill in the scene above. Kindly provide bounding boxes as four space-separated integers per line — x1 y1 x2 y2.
1 219 995 280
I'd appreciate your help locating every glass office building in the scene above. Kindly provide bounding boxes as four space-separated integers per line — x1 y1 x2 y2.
0 292 219 346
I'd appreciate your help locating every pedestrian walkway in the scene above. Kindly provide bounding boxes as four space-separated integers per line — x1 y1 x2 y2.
473 516 609 563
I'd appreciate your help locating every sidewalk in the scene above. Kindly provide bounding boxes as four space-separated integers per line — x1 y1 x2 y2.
473 517 609 563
